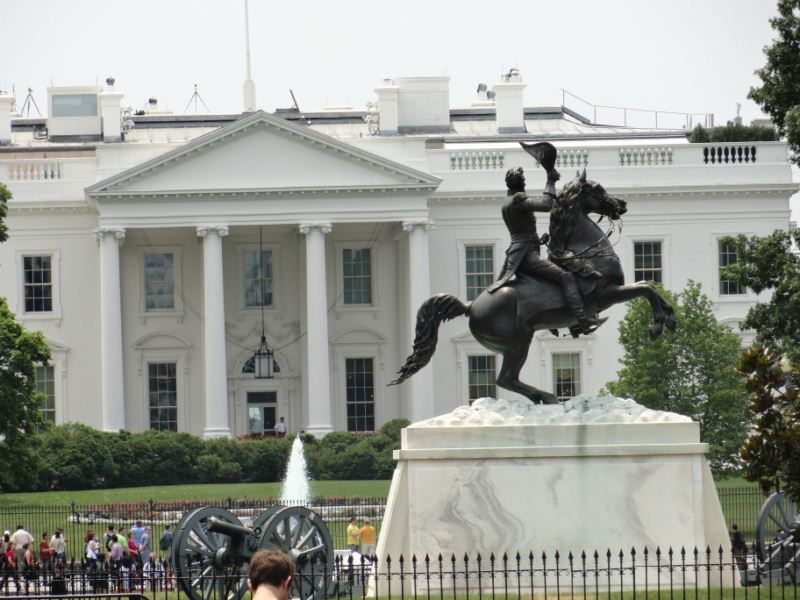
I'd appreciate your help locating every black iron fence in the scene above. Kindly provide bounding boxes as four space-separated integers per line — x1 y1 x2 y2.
0 544 797 599
717 487 767 541
0 498 386 562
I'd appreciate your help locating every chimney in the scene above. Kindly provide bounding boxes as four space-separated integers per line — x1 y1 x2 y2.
0 93 13 144
493 68 526 134
375 79 399 135
100 78 123 142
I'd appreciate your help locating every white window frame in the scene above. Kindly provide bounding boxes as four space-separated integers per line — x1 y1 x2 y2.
146 361 180 432
536 333 593 401
332 331 386 432
334 242 380 314
236 243 283 319
133 334 190 432
715 236 750 300
16 250 62 324
630 238 668 286
452 330 501 404
456 239 503 301
466 354 498 403
137 245 184 322
550 351 583 401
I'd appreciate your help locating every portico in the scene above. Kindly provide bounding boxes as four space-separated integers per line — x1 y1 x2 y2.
85 111 440 437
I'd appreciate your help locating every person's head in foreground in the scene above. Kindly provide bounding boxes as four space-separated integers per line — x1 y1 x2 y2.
248 550 294 600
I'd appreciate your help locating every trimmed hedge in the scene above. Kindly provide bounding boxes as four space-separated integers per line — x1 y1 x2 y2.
688 123 778 143
17 419 409 492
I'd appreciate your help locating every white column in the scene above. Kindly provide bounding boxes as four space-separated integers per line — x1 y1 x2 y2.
95 227 126 431
299 223 334 437
402 219 435 422
196 225 231 439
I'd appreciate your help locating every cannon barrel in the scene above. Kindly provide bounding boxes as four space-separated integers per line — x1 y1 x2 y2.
205 515 254 537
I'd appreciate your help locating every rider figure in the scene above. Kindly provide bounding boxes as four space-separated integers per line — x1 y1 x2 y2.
487 166 599 335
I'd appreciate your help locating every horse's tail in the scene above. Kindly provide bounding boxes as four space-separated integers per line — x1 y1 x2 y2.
389 294 470 386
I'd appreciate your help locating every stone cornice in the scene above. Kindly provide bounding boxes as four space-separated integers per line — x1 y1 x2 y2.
429 182 800 204
88 183 438 200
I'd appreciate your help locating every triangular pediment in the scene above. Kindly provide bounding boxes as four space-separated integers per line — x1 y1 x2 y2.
87 111 440 197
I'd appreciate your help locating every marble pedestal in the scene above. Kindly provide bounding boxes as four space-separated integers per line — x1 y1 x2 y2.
375 412 730 588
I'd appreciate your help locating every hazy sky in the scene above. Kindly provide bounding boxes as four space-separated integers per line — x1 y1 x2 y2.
0 0 781 122
1 0 797 217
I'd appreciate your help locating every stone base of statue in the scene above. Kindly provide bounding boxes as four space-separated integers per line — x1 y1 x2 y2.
374 396 732 591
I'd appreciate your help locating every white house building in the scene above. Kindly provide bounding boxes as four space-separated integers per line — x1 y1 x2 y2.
0 73 794 438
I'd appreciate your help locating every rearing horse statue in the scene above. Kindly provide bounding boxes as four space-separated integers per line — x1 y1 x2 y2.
390 153 677 405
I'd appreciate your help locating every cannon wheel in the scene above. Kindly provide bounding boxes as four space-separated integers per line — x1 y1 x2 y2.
173 507 250 600
259 506 334 600
755 491 798 560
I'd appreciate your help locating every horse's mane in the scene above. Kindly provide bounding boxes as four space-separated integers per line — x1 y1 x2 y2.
549 178 583 252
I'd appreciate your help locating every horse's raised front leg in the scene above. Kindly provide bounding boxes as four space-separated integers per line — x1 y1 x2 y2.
595 282 676 339
496 337 558 404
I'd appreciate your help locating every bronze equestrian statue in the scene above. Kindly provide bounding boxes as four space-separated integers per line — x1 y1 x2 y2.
390 141 676 405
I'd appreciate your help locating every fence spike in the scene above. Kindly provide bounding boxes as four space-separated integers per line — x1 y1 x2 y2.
399 554 405 565
631 547 636 557
581 550 587 560
668 547 674 558
656 546 662 557
554 550 560 560
606 549 612 558
527 550 533 561
593 550 599 559
424 553 430 565
705 545 711 557
618 549 624 559
680 547 686 558
476 553 482 564
490 552 495 562
502 552 508 563
643 546 649 557
411 554 417 565
568 551 573 560
541 550 548 561
693 546 699 558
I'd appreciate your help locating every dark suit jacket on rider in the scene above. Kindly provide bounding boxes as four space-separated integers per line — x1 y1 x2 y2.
487 187 555 294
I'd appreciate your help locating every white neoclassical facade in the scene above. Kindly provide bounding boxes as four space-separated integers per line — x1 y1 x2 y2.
0 75 794 438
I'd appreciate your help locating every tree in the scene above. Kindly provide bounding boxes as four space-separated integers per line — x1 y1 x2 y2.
604 281 748 473
721 230 800 363
748 0 800 163
0 182 51 491
738 346 800 499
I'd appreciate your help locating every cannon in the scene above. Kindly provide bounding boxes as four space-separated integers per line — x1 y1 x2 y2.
171 505 334 600
743 491 800 585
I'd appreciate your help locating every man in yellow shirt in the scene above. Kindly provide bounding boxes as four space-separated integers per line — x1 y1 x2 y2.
359 520 376 557
346 517 360 553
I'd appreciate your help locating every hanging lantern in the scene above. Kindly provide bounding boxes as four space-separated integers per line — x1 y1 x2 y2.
253 334 280 379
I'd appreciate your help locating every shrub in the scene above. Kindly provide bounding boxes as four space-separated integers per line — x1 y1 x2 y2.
688 123 778 143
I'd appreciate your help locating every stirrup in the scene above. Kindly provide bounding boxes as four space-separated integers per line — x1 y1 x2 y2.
570 316 608 337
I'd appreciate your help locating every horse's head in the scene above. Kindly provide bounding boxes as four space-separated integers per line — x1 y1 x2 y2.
561 169 627 220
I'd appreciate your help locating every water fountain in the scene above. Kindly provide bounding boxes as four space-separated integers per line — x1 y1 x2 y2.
280 435 310 504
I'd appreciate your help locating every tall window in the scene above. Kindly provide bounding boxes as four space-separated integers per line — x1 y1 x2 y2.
468 355 496 402
34 365 55 424
23 256 53 312
343 249 372 305
633 241 662 283
465 245 494 301
244 249 273 307
148 362 177 431
719 240 744 295
345 358 375 431
553 352 581 401
144 253 175 310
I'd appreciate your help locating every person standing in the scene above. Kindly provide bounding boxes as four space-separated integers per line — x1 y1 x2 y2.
50 530 67 566
130 521 145 548
359 520 376 557
1 541 18 592
39 533 52 578
730 523 748 571
274 417 287 437
247 550 294 600
11 526 33 550
22 543 36 593
139 527 152 566
346 517 361 553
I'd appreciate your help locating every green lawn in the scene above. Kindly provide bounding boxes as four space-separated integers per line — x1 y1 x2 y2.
0 480 391 506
